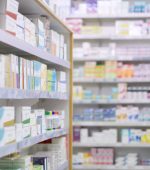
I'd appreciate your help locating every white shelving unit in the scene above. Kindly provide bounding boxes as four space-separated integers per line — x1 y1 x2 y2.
0 0 73 170
68 0 150 169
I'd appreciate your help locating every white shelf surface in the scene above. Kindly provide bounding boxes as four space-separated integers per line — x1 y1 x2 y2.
57 161 68 170
0 88 68 100
73 165 150 170
74 34 150 40
0 129 67 158
74 78 150 83
68 13 150 19
73 121 150 127
73 99 150 105
73 142 150 148
0 30 70 70
74 57 150 62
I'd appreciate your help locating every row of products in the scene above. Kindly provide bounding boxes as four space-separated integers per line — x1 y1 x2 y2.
71 0 150 15
116 153 138 167
0 137 67 170
74 106 150 122
74 128 150 144
73 84 150 101
0 54 66 93
73 149 150 167
0 106 65 147
66 19 150 37
74 61 150 80
74 42 150 60
73 148 114 165
0 0 67 60
42 0 70 20
73 128 117 143
121 129 150 144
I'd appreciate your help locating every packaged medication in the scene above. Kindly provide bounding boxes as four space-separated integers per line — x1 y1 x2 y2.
15 107 31 126
0 14 16 35
0 0 19 19
0 107 15 127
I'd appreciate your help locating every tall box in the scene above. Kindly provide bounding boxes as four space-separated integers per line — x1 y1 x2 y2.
0 0 19 20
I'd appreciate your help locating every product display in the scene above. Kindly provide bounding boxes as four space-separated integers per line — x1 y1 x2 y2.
73 127 117 143
74 150 150 168
42 0 70 20
0 54 67 93
74 61 150 80
0 137 68 170
121 129 150 144
0 0 72 169
70 0 150 169
74 42 150 60
66 19 150 37
73 148 114 165
74 84 150 101
0 0 68 60
0 106 65 147
70 0 150 16
73 106 150 122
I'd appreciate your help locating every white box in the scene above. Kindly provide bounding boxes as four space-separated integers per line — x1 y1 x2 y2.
30 113 36 126
16 26 24 40
17 12 25 28
31 125 38 137
0 0 19 19
15 123 23 142
23 126 30 139
34 109 46 134
4 126 16 144
16 107 31 126
0 14 16 35
0 107 15 127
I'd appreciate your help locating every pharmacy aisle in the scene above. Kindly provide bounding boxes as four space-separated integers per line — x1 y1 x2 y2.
66 0 150 169
0 0 73 170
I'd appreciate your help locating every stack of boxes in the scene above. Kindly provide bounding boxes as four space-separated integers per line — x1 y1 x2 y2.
0 0 19 36
73 148 114 165
0 0 68 60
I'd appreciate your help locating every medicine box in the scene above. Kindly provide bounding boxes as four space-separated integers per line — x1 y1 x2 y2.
0 107 15 127
15 106 31 126
0 14 16 35
0 0 19 20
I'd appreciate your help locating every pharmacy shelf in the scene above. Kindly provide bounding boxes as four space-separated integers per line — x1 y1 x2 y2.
73 165 150 170
0 88 68 100
74 34 150 40
74 78 150 84
73 100 150 105
57 161 69 170
68 13 150 19
0 129 67 158
18 0 71 33
0 30 70 70
74 57 150 62
73 121 150 127
73 142 150 148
